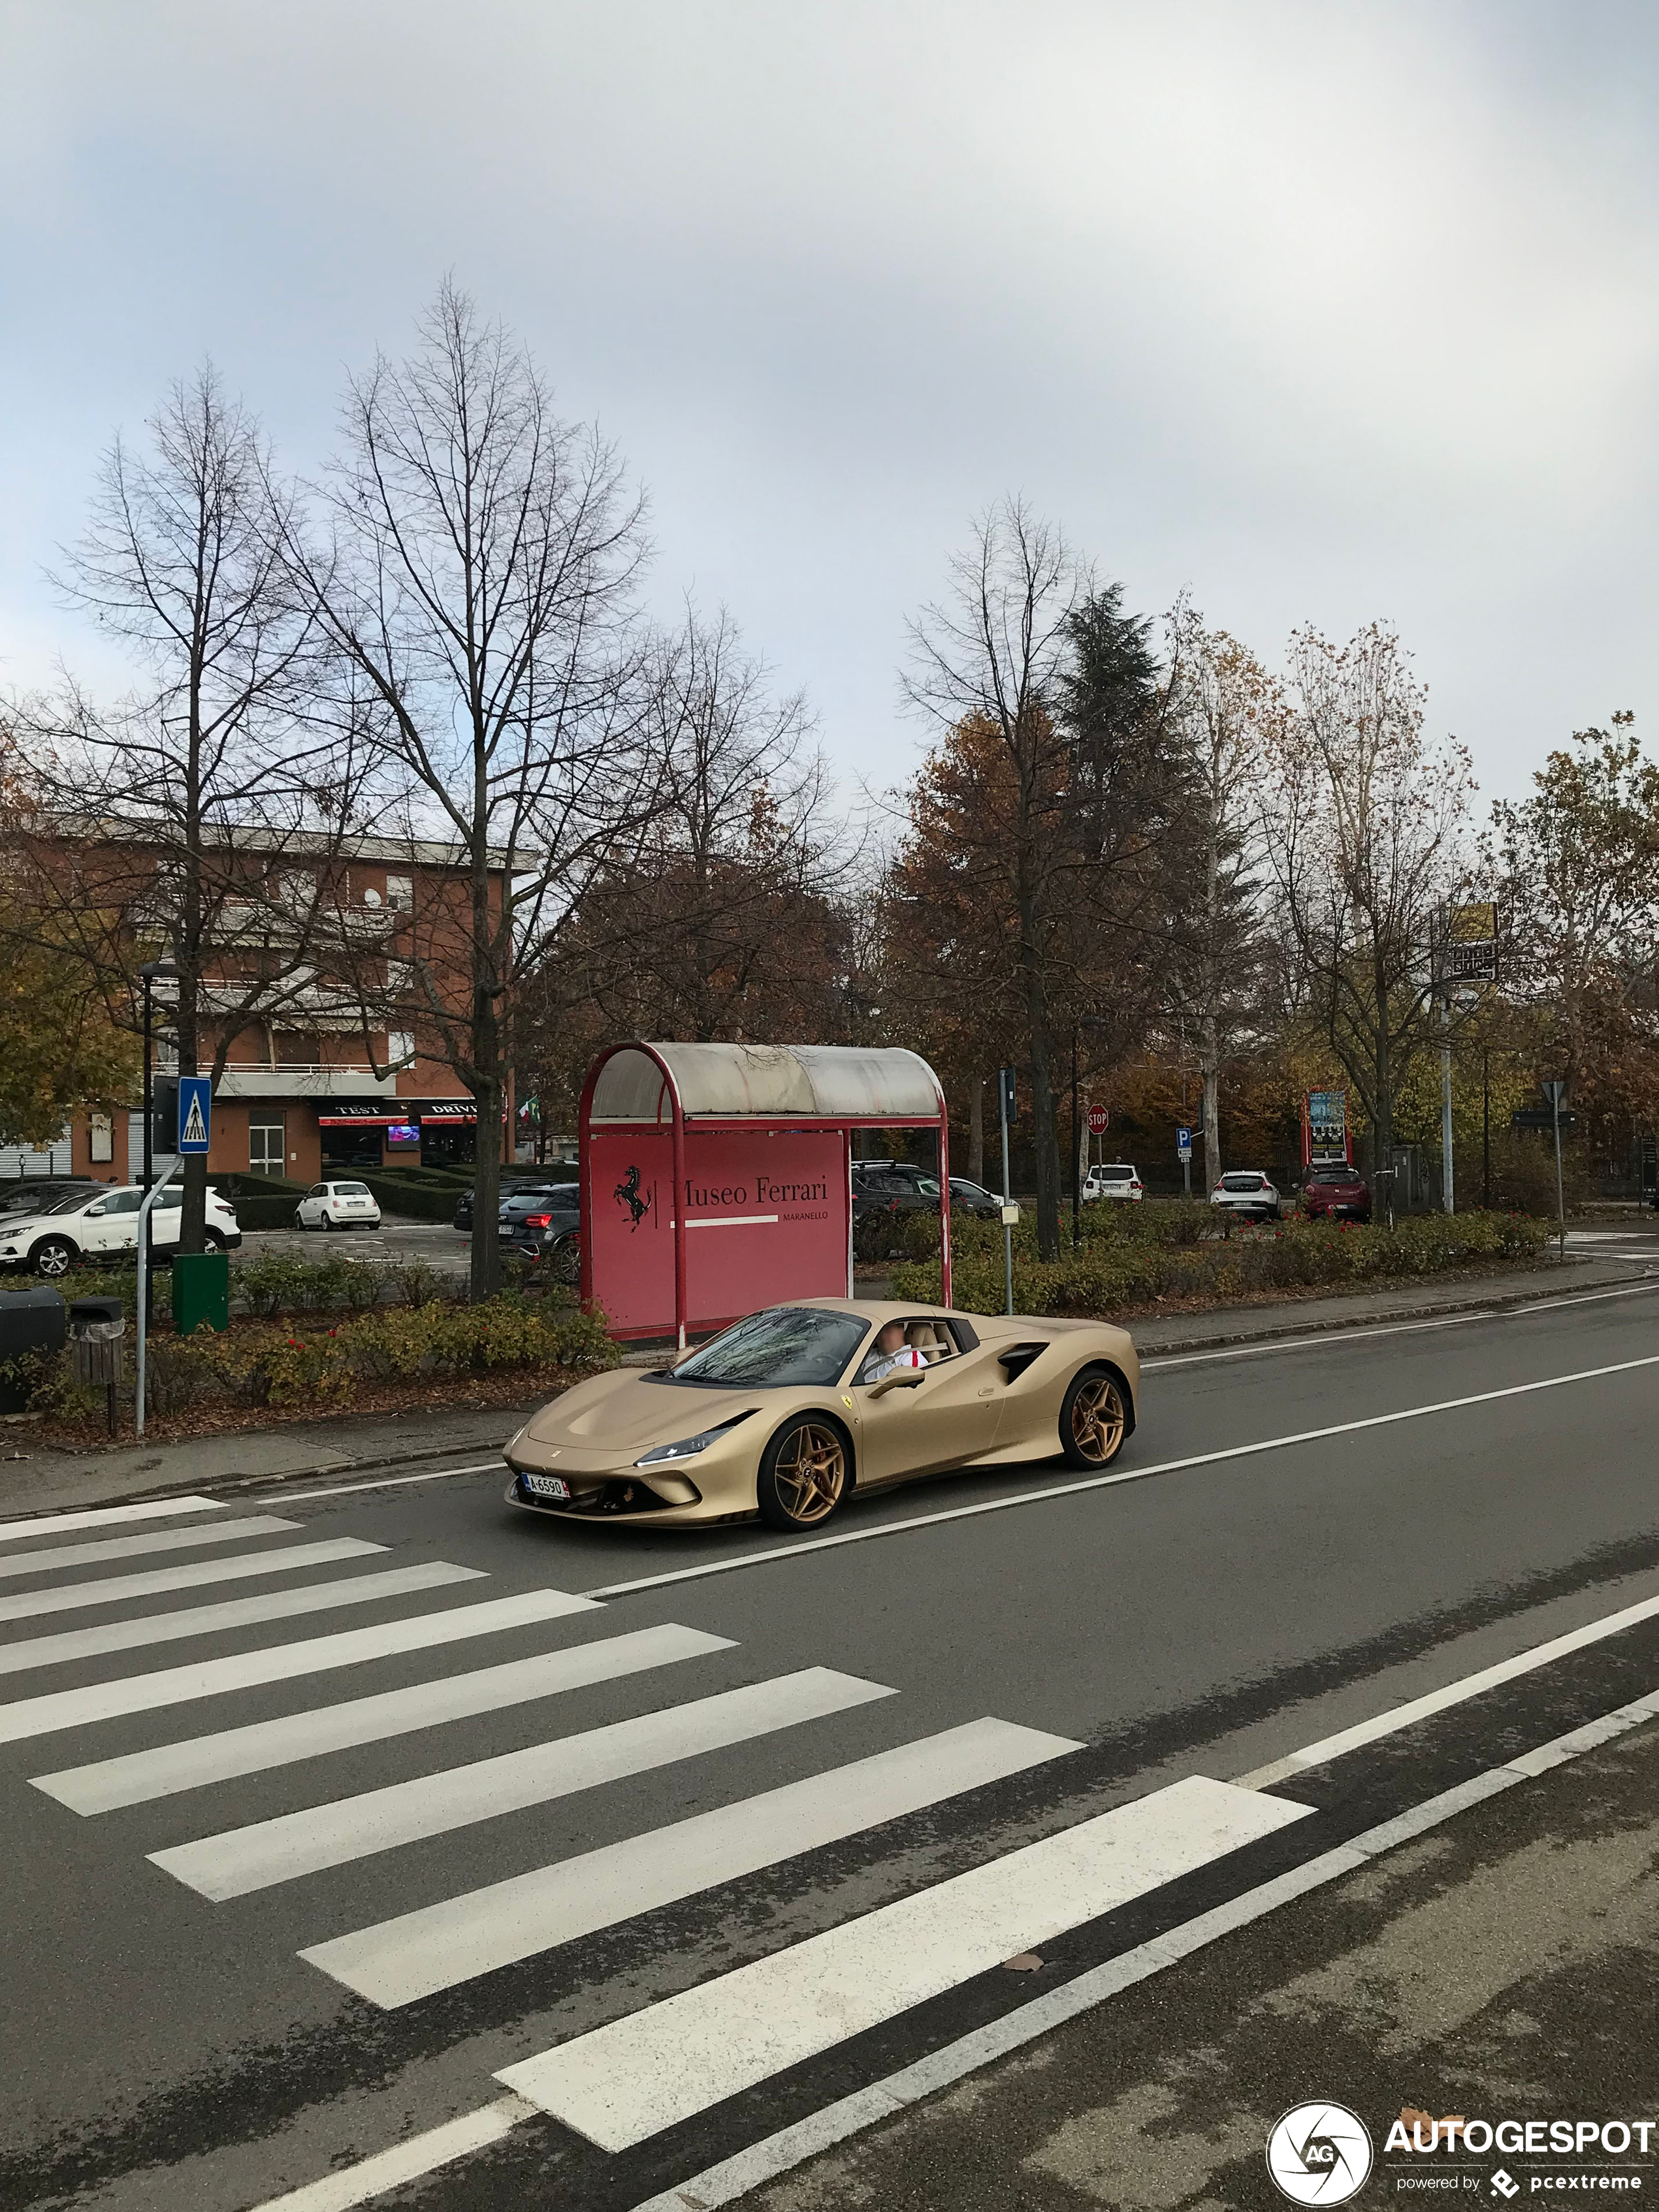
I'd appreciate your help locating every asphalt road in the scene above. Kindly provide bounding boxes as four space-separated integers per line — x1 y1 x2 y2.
3 1277 1658 2211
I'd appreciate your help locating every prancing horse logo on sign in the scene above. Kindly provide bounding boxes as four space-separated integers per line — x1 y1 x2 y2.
614 1164 652 1230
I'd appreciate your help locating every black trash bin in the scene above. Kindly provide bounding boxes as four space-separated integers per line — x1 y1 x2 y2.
0 1284 67 1415
69 1295 126 1437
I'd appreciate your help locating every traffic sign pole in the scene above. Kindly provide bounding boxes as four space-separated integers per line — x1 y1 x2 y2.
1543 1081 1568 1258
1177 1125 1192 1198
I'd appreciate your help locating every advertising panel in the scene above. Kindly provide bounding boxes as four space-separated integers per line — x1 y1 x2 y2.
1304 1089 1350 1164
587 1127 850 1337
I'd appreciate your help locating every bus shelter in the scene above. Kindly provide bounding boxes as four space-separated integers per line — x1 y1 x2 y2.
579 1042 951 1345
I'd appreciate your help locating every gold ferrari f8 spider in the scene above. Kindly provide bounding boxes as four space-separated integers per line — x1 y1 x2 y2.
504 1298 1138 1534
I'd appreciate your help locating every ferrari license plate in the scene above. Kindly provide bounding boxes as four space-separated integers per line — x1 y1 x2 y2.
523 1473 571 1501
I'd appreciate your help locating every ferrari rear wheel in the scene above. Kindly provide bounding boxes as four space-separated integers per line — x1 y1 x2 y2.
1059 1366 1127 1469
757 1417 848 1532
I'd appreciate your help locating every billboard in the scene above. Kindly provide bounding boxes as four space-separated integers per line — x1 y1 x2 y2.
1445 901 1498 984
587 1127 850 1337
1304 1089 1349 1164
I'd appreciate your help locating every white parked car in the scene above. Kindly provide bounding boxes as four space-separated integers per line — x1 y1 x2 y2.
1210 1170 1281 1223
1082 1162 1144 1202
297 1179 382 1231
0 1183 242 1278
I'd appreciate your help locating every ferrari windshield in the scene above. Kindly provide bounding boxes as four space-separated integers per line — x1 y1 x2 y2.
669 1307 869 1388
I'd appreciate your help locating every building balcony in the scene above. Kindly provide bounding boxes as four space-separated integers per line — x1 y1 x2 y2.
216 1064 399 1099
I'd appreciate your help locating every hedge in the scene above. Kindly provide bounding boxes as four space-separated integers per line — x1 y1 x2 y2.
891 1210 1550 1317
210 1170 308 1232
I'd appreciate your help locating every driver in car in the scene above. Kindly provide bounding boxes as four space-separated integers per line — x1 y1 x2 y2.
860 1320 928 1383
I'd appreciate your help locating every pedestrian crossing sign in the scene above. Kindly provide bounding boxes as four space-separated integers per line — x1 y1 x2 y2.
178 1077 211 1154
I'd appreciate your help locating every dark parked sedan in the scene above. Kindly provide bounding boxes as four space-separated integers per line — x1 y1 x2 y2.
499 1185 581 1281
850 1161 942 1221
1300 1161 1372 1222
453 1174 573 1233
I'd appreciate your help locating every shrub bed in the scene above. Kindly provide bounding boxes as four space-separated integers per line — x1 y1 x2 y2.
891 1210 1550 1318
11 1292 619 1430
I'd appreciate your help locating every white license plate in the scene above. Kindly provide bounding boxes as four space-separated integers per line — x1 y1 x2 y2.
523 1473 570 1500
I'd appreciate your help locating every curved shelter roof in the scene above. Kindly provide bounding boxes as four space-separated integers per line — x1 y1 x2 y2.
586 1042 944 1124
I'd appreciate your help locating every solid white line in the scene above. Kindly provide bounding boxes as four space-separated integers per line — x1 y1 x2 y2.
35 1623 737 1814
1232 1586 1659 1788
498 1775 1313 2149
1141 1313 1492 1371
0 1495 226 1545
0 1588 597 1746
0 1563 484 1681
0 1515 301 1582
241 2094 538 2212
583 1349 1659 1601
300 1716 1082 2009
253 1462 505 1505
154 1668 897 1899
1140 1275 1659 1371
0 1537 387 1626
624 1684 1659 2212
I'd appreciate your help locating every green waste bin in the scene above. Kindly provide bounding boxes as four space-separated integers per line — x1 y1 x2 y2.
172 1251 230 1335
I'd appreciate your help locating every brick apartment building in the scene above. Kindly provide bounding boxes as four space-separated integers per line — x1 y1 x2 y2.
0 829 510 1187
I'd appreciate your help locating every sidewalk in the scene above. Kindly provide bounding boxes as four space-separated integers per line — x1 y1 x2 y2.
2 1253 1651 1524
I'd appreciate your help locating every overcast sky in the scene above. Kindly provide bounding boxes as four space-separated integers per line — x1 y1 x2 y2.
3 1 1656 807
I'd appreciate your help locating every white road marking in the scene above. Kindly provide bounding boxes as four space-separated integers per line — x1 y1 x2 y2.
0 1564 483 1681
1140 1275 1659 1370
35 1623 736 1814
625 1682 1659 2212
255 1462 505 1505
498 1775 1313 2149
300 1716 1082 2009
0 1515 301 1582
153 1669 897 1899
584 1348 1659 1601
0 1538 387 1626
0 1495 226 1544
0 1588 596 1745
241 2094 538 2212
1232 1585 1659 1788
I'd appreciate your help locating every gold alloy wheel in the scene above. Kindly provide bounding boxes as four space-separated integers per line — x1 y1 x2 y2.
1070 1374 1126 1464
771 1421 848 1524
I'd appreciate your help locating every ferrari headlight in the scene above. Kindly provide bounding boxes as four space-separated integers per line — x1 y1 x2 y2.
636 1427 726 1466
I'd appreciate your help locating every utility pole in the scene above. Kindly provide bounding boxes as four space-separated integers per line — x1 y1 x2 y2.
1482 1048 1490 1211
1440 994 1455 1215
999 1065 1015 1317
1543 1079 1568 1259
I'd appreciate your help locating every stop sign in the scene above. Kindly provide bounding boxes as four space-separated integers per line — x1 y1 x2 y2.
1086 1104 1109 1136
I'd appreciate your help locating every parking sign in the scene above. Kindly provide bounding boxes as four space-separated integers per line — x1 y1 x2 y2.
178 1076 212 1155
1176 1125 1192 1161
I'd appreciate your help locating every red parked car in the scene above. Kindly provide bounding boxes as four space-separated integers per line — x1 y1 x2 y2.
1300 1160 1372 1223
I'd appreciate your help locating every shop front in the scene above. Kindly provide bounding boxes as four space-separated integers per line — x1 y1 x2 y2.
315 1099 478 1172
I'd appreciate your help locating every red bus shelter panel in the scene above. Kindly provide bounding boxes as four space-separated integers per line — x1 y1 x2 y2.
588 1127 848 1338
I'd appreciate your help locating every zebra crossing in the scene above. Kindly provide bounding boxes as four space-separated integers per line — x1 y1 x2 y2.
1 1487 1305 2190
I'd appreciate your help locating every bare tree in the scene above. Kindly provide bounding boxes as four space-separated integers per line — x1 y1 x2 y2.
12 366 350 1247
1264 624 1475 1176
1163 603 1276 1185
295 281 652 1297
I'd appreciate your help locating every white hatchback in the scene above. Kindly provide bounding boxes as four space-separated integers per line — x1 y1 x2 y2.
1082 1163 1144 1202
0 1184 242 1277
1210 1170 1281 1222
297 1180 382 1230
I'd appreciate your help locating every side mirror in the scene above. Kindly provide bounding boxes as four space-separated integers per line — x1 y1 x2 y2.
86 1204 105 1217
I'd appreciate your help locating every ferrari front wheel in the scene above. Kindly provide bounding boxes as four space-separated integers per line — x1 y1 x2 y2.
1059 1366 1128 1469
757 1417 848 1532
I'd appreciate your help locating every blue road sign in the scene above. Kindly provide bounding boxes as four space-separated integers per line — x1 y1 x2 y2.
1176 1125 1192 1161
178 1076 212 1155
